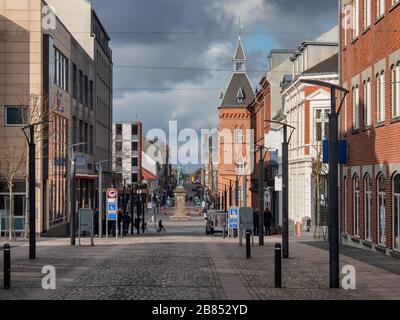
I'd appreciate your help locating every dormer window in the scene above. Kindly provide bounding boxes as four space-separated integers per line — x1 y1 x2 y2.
237 88 245 104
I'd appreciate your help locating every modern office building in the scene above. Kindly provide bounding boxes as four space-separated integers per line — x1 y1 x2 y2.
112 122 143 187
0 0 112 236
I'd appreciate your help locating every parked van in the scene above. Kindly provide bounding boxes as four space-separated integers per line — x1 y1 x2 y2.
206 211 227 235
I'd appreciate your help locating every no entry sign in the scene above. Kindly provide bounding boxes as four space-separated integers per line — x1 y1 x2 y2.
106 188 118 221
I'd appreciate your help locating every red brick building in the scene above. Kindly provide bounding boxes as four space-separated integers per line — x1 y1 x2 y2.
340 0 400 255
217 35 255 207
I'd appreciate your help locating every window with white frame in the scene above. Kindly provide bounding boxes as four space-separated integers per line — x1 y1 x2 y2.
353 86 360 129
365 0 371 28
353 175 360 237
236 129 244 143
54 47 68 91
377 174 386 245
236 160 245 175
365 174 372 240
393 63 400 118
377 0 385 17
315 108 330 142
364 79 372 126
353 0 360 38
377 71 385 122
394 174 400 250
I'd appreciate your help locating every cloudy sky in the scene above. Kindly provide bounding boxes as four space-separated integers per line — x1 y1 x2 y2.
90 0 338 158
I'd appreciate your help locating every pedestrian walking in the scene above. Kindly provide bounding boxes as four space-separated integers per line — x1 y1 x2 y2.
264 207 272 236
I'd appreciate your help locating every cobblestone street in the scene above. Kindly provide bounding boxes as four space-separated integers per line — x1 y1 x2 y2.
1 210 400 300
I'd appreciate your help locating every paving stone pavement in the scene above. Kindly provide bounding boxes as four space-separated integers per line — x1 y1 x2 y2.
1 212 400 300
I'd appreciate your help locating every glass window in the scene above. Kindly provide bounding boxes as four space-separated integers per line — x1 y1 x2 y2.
72 64 77 99
353 0 359 38
54 48 68 91
353 175 360 237
236 161 245 175
377 0 385 17
353 86 360 129
364 0 371 28
393 174 400 250
364 79 372 126
116 124 122 136
236 129 244 143
5 106 26 125
315 108 330 142
377 71 385 122
393 64 400 118
378 174 386 245
365 174 372 240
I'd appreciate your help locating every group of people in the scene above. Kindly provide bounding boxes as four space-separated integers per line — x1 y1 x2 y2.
253 207 273 236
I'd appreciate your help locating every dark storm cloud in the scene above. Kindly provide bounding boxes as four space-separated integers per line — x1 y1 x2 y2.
89 0 338 135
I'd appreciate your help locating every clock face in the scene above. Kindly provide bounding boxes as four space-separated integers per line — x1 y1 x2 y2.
236 62 242 70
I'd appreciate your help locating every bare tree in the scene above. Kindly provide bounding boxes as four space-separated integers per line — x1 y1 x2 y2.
19 92 54 237
0 145 26 241
311 144 329 240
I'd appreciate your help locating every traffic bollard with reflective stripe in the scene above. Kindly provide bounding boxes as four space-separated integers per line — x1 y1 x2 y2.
275 243 282 288
4 244 11 289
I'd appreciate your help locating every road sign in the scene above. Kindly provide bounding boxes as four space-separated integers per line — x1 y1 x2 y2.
106 188 118 239
228 207 239 229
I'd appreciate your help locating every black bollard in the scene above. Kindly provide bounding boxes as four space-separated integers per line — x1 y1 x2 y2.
275 243 282 288
246 231 251 259
4 244 11 289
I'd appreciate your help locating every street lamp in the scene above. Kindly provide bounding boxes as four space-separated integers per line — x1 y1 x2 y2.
263 120 295 257
68 142 87 246
300 79 349 288
95 160 111 239
21 121 47 260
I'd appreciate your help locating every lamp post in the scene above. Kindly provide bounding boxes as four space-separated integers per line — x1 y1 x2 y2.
300 79 349 288
263 121 295 257
68 142 87 246
95 160 111 239
21 121 47 259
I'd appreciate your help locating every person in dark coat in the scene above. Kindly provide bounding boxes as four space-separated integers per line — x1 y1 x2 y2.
253 209 259 236
264 207 272 236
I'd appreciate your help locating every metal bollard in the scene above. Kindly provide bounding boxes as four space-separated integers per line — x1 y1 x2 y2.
4 244 11 289
246 231 251 259
275 243 282 288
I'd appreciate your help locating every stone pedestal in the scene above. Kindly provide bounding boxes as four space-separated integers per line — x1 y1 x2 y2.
171 187 189 221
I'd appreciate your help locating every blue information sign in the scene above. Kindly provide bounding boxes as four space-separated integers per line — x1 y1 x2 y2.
229 207 239 229
107 213 117 221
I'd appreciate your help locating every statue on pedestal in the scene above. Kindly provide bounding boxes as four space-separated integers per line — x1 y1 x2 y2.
171 165 189 221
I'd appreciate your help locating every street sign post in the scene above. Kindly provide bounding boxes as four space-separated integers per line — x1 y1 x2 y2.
228 207 239 238
106 188 118 239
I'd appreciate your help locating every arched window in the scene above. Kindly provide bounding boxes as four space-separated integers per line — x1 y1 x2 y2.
365 174 372 240
377 174 386 245
393 174 400 250
353 175 360 236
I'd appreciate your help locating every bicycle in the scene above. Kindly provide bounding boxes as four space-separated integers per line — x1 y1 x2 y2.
156 227 166 233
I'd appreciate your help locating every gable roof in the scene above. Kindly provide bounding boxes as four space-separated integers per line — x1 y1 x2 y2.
220 73 255 108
